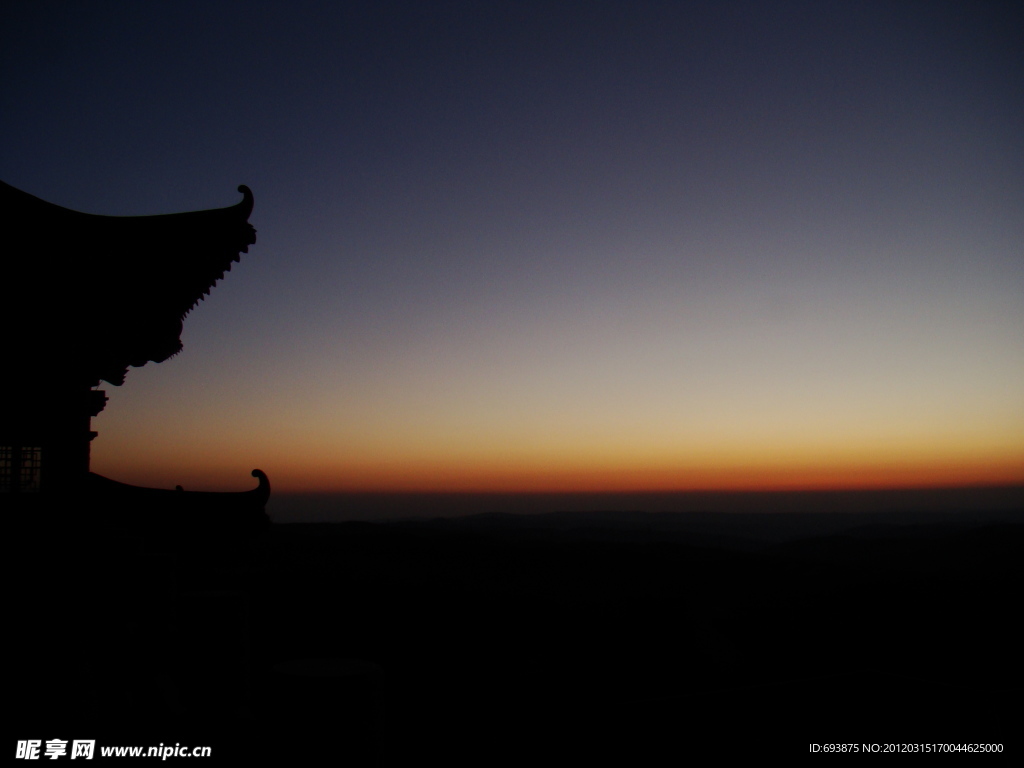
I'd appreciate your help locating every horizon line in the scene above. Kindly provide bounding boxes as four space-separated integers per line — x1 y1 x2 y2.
270 480 1024 496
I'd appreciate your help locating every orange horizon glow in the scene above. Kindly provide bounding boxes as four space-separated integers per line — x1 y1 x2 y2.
89 315 1024 497
92 447 1024 495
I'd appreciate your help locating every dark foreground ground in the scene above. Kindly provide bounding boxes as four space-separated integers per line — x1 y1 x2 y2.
11 504 1022 763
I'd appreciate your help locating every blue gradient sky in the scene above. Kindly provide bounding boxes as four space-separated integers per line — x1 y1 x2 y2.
3 1 1022 492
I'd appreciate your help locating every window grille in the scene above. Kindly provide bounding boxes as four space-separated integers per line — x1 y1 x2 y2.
0 446 43 493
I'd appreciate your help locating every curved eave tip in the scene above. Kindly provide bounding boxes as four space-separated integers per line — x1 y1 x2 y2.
237 185 254 217
251 468 271 501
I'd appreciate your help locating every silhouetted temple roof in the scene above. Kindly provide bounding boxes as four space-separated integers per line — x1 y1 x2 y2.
1 180 256 387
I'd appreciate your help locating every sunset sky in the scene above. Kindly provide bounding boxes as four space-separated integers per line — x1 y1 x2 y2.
2 1 1022 494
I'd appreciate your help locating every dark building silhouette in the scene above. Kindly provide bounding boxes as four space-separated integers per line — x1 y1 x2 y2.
0 180 267 534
